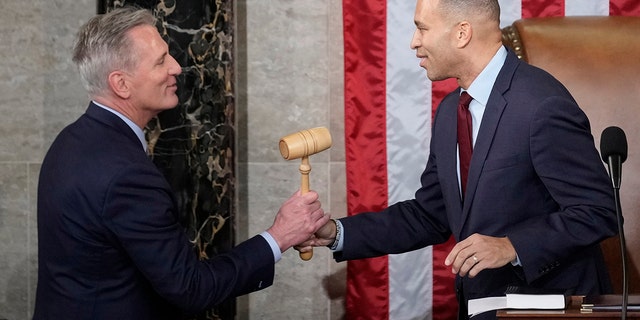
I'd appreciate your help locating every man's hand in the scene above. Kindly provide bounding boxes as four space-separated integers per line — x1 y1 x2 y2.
267 191 330 252
293 219 337 253
444 233 517 278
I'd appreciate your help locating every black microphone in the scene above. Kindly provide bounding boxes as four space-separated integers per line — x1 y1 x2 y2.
600 126 628 319
600 126 628 189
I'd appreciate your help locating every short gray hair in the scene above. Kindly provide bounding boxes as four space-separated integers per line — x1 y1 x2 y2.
72 7 157 96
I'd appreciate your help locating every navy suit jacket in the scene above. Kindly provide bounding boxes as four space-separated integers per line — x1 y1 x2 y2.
34 103 275 319
336 50 617 301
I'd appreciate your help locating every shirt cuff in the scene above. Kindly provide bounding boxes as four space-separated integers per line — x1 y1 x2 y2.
511 254 521 266
329 219 344 252
260 231 282 263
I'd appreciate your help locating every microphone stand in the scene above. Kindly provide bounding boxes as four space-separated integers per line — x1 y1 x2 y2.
607 158 628 320
614 189 628 320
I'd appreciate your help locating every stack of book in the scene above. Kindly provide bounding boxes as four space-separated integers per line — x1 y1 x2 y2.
581 295 640 312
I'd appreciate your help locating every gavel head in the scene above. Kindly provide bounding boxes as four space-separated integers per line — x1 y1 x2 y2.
279 127 332 160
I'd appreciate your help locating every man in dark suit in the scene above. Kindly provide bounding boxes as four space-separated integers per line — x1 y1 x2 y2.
298 0 617 318
33 7 329 320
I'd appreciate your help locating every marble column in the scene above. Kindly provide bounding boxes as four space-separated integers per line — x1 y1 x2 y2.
100 1 236 319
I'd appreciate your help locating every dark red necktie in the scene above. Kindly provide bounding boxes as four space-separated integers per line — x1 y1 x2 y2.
457 92 473 196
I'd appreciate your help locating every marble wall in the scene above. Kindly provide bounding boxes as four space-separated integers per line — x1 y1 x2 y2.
0 0 346 319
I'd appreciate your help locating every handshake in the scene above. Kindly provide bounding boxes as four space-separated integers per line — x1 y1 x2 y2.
268 127 336 260
266 190 337 259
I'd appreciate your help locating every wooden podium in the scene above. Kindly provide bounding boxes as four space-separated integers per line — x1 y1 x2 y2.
497 296 640 319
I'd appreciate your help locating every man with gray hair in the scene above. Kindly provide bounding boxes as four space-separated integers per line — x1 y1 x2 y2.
34 7 329 319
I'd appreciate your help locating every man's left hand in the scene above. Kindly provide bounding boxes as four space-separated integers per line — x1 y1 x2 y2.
444 233 517 278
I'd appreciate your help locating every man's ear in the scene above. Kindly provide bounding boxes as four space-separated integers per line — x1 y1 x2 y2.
456 21 472 47
108 71 131 99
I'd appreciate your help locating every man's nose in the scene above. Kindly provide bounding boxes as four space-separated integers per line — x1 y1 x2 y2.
410 29 420 49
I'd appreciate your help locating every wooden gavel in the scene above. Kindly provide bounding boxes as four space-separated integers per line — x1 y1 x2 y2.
279 127 332 261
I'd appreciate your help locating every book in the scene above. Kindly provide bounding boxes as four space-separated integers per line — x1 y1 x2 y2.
504 285 569 309
581 294 640 312
467 286 569 317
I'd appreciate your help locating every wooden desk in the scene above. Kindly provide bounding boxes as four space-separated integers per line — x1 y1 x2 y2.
497 296 640 319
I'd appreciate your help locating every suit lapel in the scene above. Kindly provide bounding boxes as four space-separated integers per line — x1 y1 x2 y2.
459 51 520 229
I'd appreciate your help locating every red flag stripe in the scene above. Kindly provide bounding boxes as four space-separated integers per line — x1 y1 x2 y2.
343 1 390 318
610 0 640 15
521 0 565 18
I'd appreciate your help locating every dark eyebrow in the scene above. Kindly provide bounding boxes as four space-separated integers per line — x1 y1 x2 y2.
415 19 429 28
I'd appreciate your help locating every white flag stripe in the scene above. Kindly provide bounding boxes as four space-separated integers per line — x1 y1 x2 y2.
566 0 610 16
498 0 522 28
386 0 433 319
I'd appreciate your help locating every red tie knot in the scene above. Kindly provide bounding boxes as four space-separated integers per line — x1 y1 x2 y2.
459 91 473 109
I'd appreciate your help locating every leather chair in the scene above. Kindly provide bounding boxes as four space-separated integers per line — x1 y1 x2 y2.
501 16 640 294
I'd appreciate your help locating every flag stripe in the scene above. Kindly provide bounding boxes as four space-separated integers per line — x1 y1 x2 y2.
521 0 565 18
343 1 389 318
498 0 522 28
386 1 433 319
566 0 609 15
610 0 640 15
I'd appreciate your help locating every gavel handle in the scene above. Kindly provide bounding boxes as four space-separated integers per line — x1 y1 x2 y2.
299 156 313 261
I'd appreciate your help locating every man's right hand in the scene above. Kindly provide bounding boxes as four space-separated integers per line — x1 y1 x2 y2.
266 191 330 253
294 218 337 254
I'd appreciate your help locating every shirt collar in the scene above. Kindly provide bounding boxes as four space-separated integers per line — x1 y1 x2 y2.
464 45 508 105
